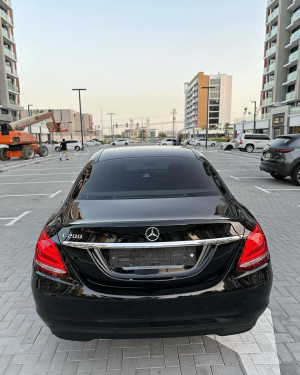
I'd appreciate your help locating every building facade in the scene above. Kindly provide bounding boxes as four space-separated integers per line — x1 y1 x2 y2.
0 0 22 123
183 72 232 138
236 0 300 138
20 109 94 141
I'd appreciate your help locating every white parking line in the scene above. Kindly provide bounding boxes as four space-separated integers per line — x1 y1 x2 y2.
0 193 50 198
5 211 31 226
49 190 62 198
230 176 272 181
254 186 271 194
0 173 78 177
217 169 258 172
0 181 73 185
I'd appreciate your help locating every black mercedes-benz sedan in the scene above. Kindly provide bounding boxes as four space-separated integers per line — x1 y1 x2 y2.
32 146 272 341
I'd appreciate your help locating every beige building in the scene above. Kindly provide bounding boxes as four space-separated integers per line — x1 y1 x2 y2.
20 108 94 141
0 0 23 123
184 72 232 137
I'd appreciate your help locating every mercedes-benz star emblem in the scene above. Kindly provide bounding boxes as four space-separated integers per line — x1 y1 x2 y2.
145 227 160 242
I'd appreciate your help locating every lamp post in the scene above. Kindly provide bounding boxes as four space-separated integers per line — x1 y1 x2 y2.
72 88 86 151
108 113 115 141
201 86 215 149
27 105 33 133
251 101 257 133
171 109 177 139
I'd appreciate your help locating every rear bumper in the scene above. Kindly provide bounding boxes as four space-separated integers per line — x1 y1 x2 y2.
32 265 272 340
260 160 291 176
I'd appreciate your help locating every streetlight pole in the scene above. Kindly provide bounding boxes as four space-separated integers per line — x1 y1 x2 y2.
108 113 115 141
201 86 215 149
101 109 104 141
171 109 177 139
72 88 86 151
251 101 257 133
27 105 33 133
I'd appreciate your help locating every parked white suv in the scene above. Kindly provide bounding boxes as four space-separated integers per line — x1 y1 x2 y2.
189 138 216 147
236 133 271 153
159 138 176 145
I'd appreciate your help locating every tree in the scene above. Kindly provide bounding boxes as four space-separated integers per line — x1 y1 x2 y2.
158 131 166 138
243 107 248 120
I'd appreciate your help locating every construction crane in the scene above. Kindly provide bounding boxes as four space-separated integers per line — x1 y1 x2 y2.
0 111 68 161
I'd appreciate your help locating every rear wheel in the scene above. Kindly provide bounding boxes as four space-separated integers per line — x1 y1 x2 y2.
210 143 215 147
270 173 286 180
197 143 200 146
75 146 80 151
226 145 233 151
125 142 128 146
22 147 35 160
38 145 48 157
245 144 254 153
55 146 60 152
291 164 300 186
0 148 10 161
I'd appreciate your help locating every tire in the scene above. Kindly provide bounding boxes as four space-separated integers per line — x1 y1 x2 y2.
270 173 286 180
226 145 233 151
197 143 200 146
210 143 215 147
125 143 128 146
55 146 61 152
245 144 254 153
38 145 48 157
22 147 35 160
74 146 80 151
291 164 300 186
0 148 10 161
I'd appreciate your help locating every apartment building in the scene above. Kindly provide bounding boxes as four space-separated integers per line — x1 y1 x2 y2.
184 72 232 137
260 0 300 136
0 0 22 123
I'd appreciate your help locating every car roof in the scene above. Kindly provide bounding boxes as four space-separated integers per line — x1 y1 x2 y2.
276 134 300 138
97 146 197 161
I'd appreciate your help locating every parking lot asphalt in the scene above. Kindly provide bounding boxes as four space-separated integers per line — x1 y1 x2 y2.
0 145 299 375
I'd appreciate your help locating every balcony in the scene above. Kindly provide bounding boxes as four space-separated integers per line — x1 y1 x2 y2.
267 0 279 6
284 71 298 84
0 9 12 25
9 99 18 105
2 28 14 43
4 46 16 60
265 44 277 58
290 29 300 44
264 80 274 90
286 91 296 101
284 50 299 67
267 8 279 24
291 8 300 24
262 97 273 106
7 82 19 92
264 62 276 74
290 107 300 115
265 26 278 41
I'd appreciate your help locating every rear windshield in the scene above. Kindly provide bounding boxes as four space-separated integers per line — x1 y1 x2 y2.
269 137 293 147
76 157 222 200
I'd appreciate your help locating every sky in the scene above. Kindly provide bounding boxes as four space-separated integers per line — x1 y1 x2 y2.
13 0 267 132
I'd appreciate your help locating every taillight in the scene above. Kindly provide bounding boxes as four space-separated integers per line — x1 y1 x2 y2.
237 223 269 272
34 229 69 278
274 148 295 153
240 140 243 144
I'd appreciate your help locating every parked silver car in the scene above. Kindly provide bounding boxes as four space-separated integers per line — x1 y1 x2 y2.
189 138 216 147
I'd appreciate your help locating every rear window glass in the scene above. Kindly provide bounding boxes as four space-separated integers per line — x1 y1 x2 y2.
270 137 293 147
76 157 222 200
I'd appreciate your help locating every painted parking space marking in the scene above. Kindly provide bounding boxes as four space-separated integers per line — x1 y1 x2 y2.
0 211 31 226
0 173 78 177
0 191 62 199
0 181 73 185
255 186 300 194
230 176 272 181
49 190 62 198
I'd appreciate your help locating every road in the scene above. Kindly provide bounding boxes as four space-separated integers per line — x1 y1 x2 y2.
0 145 299 375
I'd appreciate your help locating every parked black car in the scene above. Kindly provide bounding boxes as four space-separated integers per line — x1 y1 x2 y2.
260 134 300 185
32 146 272 341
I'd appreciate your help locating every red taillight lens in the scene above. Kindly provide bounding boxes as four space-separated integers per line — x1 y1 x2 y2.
240 140 243 144
34 229 69 278
237 223 269 272
274 148 295 153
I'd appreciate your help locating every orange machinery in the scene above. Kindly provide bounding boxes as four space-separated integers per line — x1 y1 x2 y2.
0 111 68 161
